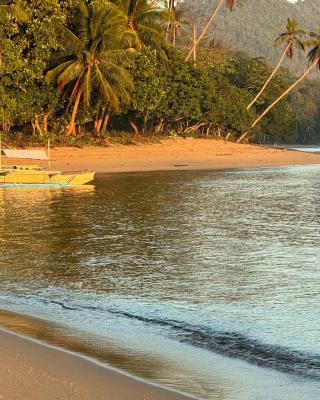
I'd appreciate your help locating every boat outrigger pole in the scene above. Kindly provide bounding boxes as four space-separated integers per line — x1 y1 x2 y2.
47 138 51 171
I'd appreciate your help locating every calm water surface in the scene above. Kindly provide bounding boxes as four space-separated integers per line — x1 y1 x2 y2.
0 166 319 399
283 145 320 153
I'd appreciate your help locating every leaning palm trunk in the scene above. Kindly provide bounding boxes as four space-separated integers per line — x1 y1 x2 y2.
251 58 318 130
185 0 224 62
192 24 197 64
102 112 110 132
67 89 82 136
247 42 291 110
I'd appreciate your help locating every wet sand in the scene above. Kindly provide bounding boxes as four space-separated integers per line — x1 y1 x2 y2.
0 328 194 400
47 139 320 173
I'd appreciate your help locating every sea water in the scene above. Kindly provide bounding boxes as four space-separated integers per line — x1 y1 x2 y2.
0 166 319 399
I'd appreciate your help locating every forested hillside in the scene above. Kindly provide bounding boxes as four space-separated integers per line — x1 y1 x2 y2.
189 0 320 75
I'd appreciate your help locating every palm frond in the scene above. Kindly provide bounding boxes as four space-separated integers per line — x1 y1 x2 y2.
45 60 75 84
94 64 120 110
59 26 85 57
57 61 84 89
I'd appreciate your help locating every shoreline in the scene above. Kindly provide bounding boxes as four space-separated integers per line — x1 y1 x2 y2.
51 139 320 174
0 326 195 400
4 138 320 174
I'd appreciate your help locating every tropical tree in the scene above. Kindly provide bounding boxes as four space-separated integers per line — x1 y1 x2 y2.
45 0 136 136
247 18 305 110
248 30 320 133
111 0 166 53
168 6 185 47
185 0 237 62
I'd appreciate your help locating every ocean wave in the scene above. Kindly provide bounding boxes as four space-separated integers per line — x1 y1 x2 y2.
35 297 320 380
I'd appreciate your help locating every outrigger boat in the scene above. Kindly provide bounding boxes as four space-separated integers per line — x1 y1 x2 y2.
0 138 94 187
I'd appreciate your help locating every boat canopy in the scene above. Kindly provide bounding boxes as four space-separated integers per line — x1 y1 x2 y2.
1 149 48 160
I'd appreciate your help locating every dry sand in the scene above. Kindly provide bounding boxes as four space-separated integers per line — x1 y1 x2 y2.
47 138 320 174
0 328 194 400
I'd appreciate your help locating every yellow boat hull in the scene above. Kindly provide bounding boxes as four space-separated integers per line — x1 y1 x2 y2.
0 170 95 186
0 170 50 185
48 171 95 186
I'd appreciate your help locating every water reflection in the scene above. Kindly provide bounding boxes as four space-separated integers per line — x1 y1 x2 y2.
0 167 320 399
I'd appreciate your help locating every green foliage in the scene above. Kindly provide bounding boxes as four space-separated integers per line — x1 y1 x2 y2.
130 48 167 117
163 55 203 122
128 50 255 136
0 0 320 144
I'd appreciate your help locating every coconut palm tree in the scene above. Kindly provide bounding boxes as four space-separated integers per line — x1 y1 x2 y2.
168 6 185 47
248 30 320 133
111 0 166 53
45 0 136 136
185 0 237 62
166 0 175 42
247 18 305 110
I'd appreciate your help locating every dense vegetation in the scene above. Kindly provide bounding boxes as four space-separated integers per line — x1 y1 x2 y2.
0 0 320 145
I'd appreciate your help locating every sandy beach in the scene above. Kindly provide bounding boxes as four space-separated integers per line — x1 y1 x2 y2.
44 139 320 173
0 328 194 400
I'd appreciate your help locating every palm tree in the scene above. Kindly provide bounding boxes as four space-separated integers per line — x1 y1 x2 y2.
45 0 136 136
249 30 320 132
111 0 166 53
166 0 175 42
168 6 185 47
185 0 237 62
247 18 305 110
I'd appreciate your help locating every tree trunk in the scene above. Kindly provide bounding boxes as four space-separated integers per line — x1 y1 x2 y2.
34 113 41 134
185 0 224 62
155 118 164 134
67 89 82 136
192 24 197 65
143 112 149 133
130 121 139 135
251 59 318 129
165 0 174 42
173 27 176 47
236 131 250 143
94 110 99 132
96 107 105 134
42 112 49 133
247 42 291 110
225 131 232 140
102 111 110 132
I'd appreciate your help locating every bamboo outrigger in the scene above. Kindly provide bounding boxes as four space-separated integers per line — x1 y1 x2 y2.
0 136 94 187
